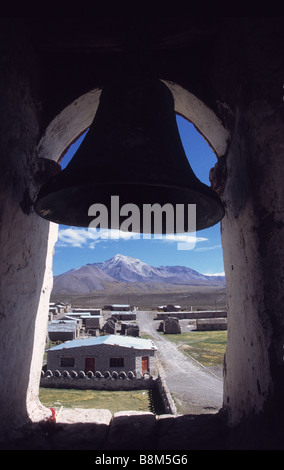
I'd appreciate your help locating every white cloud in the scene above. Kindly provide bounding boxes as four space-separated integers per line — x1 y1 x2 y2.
194 244 222 252
57 227 89 248
56 227 140 248
56 227 208 249
203 272 225 276
162 233 208 251
163 234 207 243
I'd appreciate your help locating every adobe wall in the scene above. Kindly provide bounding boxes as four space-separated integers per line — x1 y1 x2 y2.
0 23 59 433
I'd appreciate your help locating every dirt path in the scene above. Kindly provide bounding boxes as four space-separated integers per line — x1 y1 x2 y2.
136 311 223 415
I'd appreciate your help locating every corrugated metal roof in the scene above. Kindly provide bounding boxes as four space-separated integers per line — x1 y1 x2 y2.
111 304 130 307
81 314 102 318
48 334 157 351
48 321 77 332
68 312 91 316
111 311 135 315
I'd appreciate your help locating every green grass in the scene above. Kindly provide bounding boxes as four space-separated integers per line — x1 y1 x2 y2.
163 331 227 367
39 388 151 414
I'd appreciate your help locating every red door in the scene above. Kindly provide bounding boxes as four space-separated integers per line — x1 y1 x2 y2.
85 357 95 373
141 356 149 374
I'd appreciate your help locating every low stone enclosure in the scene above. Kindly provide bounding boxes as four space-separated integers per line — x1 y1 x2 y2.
40 368 177 415
155 310 227 320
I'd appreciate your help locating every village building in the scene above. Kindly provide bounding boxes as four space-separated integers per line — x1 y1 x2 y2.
104 304 137 312
54 303 67 314
60 315 84 330
72 308 102 315
159 317 181 334
49 302 72 320
83 315 103 331
66 311 91 327
48 307 57 321
59 312 103 333
56 302 71 312
110 311 136 321
46 334 157 375
155 310 227 320
102 318 117 335
196 318 227 331
120 323 140 337
47 320 80 342
157 304 181 312
165 304 181 312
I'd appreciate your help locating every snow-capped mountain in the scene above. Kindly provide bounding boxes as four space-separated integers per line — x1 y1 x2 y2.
91 254 212 284
52 254 225 295
91 254 171 283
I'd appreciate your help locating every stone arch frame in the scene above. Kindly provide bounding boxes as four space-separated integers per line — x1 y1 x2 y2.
28 80 229 418
37 81 230 164
33 79 283 434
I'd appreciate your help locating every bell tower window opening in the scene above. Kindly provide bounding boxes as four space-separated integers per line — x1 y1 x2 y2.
35 82 228 421
42 111 225 416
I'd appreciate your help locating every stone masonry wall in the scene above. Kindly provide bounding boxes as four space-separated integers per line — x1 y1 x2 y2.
40 369 177 415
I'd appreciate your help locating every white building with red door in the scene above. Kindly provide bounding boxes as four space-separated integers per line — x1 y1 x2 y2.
46 335 157 376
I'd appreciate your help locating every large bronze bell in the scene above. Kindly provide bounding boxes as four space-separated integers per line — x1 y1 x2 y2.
34 76 225 233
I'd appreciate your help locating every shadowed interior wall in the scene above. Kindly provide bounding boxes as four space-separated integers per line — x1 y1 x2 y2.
222 101 284 426
0 18 283 447
0 22 57 432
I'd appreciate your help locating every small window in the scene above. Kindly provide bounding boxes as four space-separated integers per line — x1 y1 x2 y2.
60 356 75 367
110 357 124 368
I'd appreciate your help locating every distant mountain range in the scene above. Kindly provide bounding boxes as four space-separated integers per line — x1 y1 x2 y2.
52 254 225 295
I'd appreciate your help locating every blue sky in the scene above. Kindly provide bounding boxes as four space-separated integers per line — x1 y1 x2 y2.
53 115 224 276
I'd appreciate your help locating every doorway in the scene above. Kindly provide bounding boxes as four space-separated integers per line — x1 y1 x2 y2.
85 357 95 373
141 356 149 374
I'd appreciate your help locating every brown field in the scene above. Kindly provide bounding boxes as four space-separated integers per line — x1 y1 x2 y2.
51 284 226 311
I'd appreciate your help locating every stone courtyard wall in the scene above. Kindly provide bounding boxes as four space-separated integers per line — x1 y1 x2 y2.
40 368 177 415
